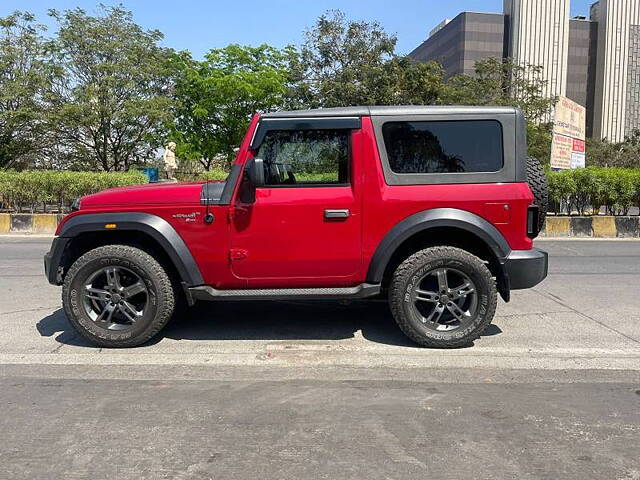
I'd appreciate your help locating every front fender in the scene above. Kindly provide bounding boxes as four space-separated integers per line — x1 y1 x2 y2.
45 212 204 286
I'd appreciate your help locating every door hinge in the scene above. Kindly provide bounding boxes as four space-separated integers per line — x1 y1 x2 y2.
230 249 248 261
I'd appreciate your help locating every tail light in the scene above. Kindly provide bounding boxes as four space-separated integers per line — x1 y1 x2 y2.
527 205 540 238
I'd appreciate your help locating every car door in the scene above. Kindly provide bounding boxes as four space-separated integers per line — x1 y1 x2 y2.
229 123 362 287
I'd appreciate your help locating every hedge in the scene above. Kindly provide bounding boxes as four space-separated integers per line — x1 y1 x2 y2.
3 167 640 215
547 167 640 215
193 169 228 181
0 170 147 213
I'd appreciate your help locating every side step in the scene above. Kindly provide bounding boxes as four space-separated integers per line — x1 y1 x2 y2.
188 283 381 302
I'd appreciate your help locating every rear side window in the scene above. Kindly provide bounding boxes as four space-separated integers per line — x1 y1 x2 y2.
256 129 349 186
381 120 503 174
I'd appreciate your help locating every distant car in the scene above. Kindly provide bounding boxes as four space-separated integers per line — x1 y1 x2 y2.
45 106 548 348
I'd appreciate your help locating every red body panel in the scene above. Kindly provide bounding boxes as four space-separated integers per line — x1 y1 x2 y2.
80 182 206 208
230 185 362 287
60 113 534 288
355 117 534 259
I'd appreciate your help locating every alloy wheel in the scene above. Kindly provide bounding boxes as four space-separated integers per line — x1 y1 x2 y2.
82 266 148 331
410 267 478 331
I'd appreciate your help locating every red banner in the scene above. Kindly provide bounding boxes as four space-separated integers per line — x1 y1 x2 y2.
572 138 585 153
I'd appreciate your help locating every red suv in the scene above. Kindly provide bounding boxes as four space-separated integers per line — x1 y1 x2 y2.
45 106 548 348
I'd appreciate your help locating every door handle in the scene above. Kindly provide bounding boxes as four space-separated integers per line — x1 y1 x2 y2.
324 209 350 219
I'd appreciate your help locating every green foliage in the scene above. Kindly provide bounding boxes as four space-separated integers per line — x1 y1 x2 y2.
291 10 396 108
0 12 54 168
292 172 338 182
0 7 611 172
547 168 640 216
192 169 228 182
597 168 637 215
168 44 293 170
46 6 173 171
547 169 574 213
289 10 449 108
444 58 557 124
527 123 553 165
586 131 640 168
0 170 146 212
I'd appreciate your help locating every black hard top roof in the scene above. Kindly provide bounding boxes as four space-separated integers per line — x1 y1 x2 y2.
261 105 518 118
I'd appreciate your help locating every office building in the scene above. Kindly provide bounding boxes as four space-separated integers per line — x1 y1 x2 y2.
591 0 640 141
409 0 640 140
567 17 599 136
503 0 571 99
429 19 451 38
409 12 505 78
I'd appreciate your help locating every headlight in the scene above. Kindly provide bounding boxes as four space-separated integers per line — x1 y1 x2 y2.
71 198 81 211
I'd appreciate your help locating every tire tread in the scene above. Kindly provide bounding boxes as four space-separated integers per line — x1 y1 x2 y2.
389 246 497 348
526 156 549 235
62 244 175 348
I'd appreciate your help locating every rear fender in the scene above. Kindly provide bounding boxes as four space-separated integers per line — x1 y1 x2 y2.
366 208 512 300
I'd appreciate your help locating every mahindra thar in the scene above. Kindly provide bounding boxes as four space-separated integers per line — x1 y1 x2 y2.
44 106 549 348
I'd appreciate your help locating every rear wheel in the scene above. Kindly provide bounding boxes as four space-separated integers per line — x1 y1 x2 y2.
389 246 497 348
62 245 175 348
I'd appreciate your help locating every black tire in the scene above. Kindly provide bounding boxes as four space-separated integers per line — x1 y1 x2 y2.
389 246 497 348
62 245 175 348
526 156 548 235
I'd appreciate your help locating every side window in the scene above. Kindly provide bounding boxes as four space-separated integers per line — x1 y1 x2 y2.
256 129 350 186
381 120 504 174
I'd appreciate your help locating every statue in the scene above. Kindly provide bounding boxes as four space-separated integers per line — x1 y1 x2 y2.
163 142 178 181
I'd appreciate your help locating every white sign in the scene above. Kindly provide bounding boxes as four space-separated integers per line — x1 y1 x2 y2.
550 96 586 170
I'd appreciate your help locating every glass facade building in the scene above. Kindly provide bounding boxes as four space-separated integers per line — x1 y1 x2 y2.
409 0 640 140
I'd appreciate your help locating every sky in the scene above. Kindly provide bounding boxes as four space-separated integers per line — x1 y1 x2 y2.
1 0 596 57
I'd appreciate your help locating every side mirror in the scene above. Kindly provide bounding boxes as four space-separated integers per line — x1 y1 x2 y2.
247 158 265 187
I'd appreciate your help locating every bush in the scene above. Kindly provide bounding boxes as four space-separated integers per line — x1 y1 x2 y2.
547 167 640 215
0 170 147 213
195 169 228 181
3 167 640 216
547 169 576 214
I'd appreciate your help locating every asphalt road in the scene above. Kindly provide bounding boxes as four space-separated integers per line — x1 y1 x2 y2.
1 237 639 479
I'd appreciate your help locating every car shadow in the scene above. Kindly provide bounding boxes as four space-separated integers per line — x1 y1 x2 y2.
36 309 96 347
36 300 502 349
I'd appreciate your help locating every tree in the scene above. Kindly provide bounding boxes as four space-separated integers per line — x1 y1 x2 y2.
289 10 397 108
47 5 173 171
0 12 52 168
586 132 640 168
288 10 449 109
169 44 293 170
444 58 556 124
442 58 557 162
385 57 447 105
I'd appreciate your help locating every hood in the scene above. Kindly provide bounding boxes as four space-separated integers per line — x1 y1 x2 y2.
80 181 219 208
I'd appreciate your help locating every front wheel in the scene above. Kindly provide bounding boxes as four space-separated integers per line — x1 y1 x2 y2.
62 245 176 348
389 246 497 348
